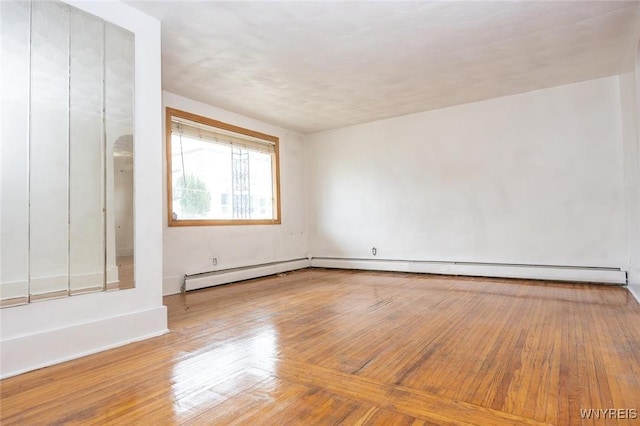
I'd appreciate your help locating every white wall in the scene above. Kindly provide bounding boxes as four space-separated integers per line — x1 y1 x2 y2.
307 77 627 278
621 40 640 299
0 0 167 379
162 92 308 295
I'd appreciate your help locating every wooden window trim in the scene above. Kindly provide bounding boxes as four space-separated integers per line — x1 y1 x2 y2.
166 107 281 227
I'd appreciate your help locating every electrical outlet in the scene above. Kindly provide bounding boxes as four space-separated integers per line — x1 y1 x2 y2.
372 247 377 256
212 257 218 266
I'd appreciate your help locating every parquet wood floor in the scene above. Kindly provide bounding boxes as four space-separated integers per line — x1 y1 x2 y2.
1 268 639 425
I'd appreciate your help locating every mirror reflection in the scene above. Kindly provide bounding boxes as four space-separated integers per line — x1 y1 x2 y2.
0 0 135 307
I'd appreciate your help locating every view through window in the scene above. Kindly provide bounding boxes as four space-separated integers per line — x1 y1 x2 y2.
166 108 280 225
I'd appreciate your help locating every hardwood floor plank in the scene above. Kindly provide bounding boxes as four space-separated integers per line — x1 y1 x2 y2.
1 268 639 425
253 356 551 426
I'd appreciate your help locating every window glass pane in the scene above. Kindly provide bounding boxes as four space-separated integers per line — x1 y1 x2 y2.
171 135 275 221
168 110 279 224
248 151 273 219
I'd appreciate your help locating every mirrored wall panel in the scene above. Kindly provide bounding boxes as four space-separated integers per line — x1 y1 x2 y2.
106 23 135 291
0 0 135 307
29 0 71 300
69 7 105 295
1 0 30 307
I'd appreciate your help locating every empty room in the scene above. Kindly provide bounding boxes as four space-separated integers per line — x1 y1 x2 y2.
1 0 640 424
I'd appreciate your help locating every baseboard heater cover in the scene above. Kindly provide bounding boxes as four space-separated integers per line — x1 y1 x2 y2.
184 258 311 292
310 257 627 285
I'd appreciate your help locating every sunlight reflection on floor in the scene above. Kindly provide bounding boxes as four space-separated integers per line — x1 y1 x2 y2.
171 322 278 414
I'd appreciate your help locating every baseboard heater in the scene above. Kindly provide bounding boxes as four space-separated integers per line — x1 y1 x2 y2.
183 258 311 292
310 257 627 285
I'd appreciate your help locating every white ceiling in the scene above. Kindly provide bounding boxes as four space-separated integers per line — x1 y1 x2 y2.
128 1 640 134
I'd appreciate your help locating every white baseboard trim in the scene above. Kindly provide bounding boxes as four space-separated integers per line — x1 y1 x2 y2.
106 265 120 285
3 267 122 298
116 248 134 257
628 285 640 304
163 275 183 296
0 306 168 379
29 274 69 295
184 258 311 292
310 257 627 285
0 280 28 299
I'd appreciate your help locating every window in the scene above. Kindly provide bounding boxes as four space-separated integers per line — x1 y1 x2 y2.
166 108 281 226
